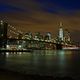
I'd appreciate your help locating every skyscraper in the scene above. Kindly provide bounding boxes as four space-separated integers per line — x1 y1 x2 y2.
58 22 64 41
64 29 71 43
46 32 52 40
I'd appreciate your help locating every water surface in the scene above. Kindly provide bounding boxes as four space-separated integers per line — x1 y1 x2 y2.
0 50 80 78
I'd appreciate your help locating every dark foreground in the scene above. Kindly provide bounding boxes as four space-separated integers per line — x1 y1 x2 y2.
0 69 76 80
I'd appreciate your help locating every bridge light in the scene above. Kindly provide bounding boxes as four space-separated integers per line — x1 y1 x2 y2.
6 52 9 57
18 45 22 49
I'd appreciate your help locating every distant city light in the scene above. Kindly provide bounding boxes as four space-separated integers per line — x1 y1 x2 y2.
0 20 79 50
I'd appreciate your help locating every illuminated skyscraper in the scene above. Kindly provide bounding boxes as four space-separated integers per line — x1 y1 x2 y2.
34 32 42 40
64 29 71 43
58 22 64 41
23 32 33 40
44 32 52 41
47 32 51 40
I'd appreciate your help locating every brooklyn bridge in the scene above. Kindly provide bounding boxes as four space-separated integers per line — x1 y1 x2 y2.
0 20 64 51
1 20 79 51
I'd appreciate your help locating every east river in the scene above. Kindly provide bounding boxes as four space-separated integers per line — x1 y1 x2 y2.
0 50 80 79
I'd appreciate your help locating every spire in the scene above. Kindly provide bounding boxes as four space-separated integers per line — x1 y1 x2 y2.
60 22 63 27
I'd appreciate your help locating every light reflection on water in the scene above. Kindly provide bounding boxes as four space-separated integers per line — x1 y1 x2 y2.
0 50 80 77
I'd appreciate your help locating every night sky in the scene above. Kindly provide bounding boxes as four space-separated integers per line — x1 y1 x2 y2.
0 0 80 42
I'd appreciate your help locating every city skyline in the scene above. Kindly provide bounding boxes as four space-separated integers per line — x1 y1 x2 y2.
0 0 80 42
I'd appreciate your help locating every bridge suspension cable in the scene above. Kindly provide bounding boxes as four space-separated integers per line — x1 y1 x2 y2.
8 24 23 38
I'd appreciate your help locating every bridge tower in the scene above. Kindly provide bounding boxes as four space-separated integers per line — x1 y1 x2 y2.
0 20 8 48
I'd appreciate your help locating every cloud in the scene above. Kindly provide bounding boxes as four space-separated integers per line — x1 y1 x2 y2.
0 4 24 13
0 0 80 14
0 0 80 41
